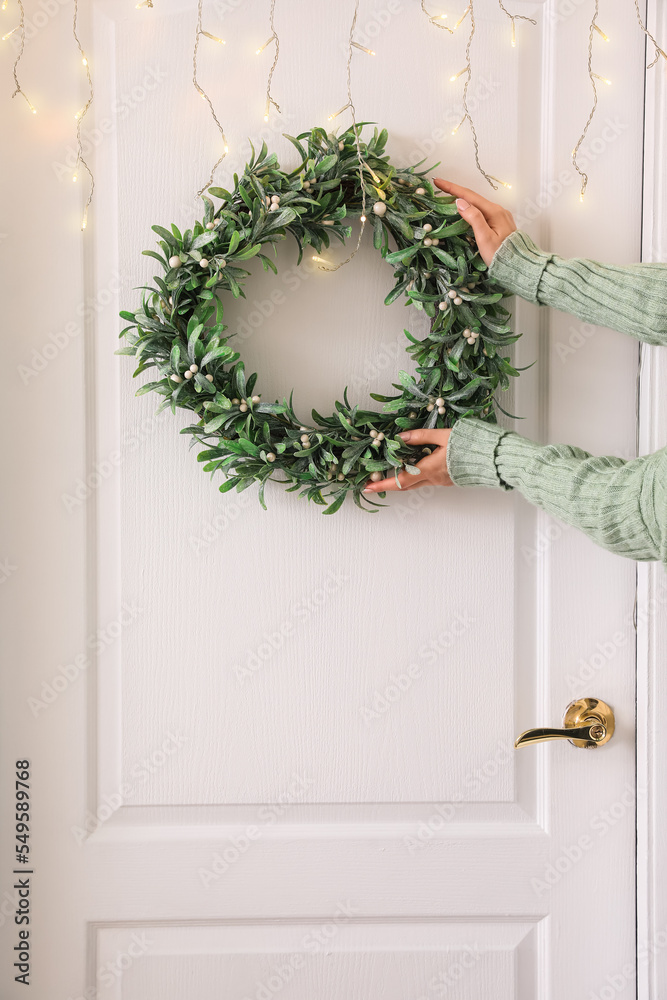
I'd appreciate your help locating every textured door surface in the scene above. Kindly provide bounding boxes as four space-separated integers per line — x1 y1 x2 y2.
1 1 648 997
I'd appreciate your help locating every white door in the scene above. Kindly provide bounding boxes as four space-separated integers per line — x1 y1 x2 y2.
1 0 658 997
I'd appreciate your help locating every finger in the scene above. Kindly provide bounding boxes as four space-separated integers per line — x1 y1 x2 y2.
362 468 429 493
453 201 496 251
433 178 506 220
398 428 450 448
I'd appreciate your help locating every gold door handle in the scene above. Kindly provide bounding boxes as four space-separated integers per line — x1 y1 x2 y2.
514 697 615 749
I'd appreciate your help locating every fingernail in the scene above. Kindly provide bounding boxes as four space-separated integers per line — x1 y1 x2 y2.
398 431 411 441
362 487 374 493
456 198 470 211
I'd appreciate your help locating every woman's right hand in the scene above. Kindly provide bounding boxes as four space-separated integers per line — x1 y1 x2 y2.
433 179 517 266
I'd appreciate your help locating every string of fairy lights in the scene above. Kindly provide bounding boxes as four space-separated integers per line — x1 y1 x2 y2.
2 0 666 229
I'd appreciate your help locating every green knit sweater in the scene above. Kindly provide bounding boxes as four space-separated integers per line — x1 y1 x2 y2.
446 230 667 566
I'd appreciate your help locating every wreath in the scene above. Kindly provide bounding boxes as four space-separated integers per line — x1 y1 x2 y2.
118 125 520 514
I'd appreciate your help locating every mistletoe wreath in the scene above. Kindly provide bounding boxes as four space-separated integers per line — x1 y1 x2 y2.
119 125 521 514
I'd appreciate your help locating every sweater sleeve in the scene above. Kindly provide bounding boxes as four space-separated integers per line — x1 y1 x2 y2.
446 417 667 565
488 230 667 346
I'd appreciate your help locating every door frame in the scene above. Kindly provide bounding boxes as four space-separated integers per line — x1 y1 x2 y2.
636 1 667 995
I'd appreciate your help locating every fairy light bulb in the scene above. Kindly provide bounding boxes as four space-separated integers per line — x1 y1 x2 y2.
451 114 466 135
328 101 350 121
256 35 274 55
450 67 468 82
263 97 270 122
453 4 471 30
360 215 367 222
511 21 516 47
592 72 611 85
311 255 328 264
593 24 609 41
201 30 225 44
351 41 375 55
489 175 512 190
1 1 7 11
82 55 88 65
81 205 88 230
2 25 19 40
72 172 78 182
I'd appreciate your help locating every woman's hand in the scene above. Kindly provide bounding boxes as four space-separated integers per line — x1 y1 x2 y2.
362 429 454 493
433 179 517 266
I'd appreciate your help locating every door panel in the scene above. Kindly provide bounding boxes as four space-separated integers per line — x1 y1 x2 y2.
1 1 646 997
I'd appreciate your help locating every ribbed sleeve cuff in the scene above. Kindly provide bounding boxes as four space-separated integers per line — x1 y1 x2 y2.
488 230 553 303
448 417 552 493
446 417 513 490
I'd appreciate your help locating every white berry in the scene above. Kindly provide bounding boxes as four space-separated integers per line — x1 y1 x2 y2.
426 403 434 411
423 272 431 279
467 337 476 345
338 140 344 150
190 364 198 373
422 223 432 233
337 473 345 481
300 434 310 444
423 238 432 247
206 222 215 230
205 374 214 382
168 255 181 268
377 432 385 441
432 238 440 246
415 187 426 195
239 402 248 412
448 289 457 299
370 471 383 482
200 258 209 268
454 296 463 305
372 201 387 216
218 259 226 268
369 429 378 437
271 194 280 204
438 302 448 311
170 374 182 383
251 395 260 403
266 452 276 462
168 296 173 305
232 398 240 404
270 203 279 211
436 398 444 406
463 328 472 337
437 406 446 415
409 411 417 419
184 370 193 379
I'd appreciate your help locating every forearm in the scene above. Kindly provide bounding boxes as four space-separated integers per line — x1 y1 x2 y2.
447 417 667 565
488 231 667 346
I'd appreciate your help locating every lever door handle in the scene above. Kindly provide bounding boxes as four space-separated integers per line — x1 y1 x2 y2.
514 697 615 749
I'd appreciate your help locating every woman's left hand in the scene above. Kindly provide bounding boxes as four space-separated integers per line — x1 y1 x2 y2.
362 429 454 492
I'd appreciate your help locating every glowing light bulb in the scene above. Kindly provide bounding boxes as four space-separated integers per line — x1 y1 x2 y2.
328 101 350 121
1 2 7 11
201 30 225 44
2 25 19 40
82 55 88 65
592 72 611 85
351 41 375 55
489 176 512 190
453 5 471 30
450 66 468 82
451 114 466 135
593 24 609 41
72 173 78 182
511 21 516 47
256 35 274 55
81 206 88 231
360 215 367 222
